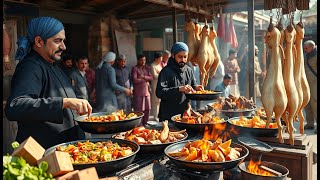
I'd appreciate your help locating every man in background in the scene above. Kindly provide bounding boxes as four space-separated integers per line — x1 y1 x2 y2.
114 54 133 112
132 54 154 125
223 49 240 97
150 52 163 121
161 50 171 68
303 40 317 133
70 56 90 101
60 54 75 77
215 74 232 98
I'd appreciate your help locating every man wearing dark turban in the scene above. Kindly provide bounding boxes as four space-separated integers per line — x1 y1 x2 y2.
156 42 204 121
5 17 92 149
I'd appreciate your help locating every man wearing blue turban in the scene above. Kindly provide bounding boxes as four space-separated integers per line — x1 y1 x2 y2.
156 42 204 121
5 16 92 149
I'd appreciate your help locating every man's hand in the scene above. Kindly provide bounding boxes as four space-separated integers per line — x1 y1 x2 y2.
124 88 132 96
63 98 92 117
194 85 204 91
179 85 196 94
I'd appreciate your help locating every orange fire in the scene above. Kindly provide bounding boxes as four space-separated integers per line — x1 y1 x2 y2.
247 160 275 176
202 123 239 141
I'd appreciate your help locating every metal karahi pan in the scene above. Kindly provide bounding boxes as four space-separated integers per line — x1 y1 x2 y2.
185 91 223 100
44 138 140 176
74 111 144 134
227 116 278 137
171 113 229 133
115 133 188 154
164 140 249 172
112 125 188 153
239 161 289 180
207 102 257 118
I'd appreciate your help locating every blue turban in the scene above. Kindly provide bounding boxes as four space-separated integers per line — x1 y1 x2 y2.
15 16 64 61
171 42 189 55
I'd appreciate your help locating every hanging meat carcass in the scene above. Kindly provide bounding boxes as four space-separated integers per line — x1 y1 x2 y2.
185 20 201 65
196 23 215 86
281 24 299 145
208 20 220 78
295 22 311 134
261 24 288 143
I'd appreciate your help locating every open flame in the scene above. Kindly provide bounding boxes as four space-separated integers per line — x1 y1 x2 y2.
202 123 239 141
247 160 275 176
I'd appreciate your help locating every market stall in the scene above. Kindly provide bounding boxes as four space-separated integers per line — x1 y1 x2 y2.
3 0 314 179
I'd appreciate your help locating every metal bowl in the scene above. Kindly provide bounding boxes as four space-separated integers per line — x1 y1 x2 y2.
207 103 257 118
164 140 249 172
239 161 289 180
74 111 144 134
185 91 222 100
112 127 188 154
227 116 278 137
44 138 140 176
171 114 229 134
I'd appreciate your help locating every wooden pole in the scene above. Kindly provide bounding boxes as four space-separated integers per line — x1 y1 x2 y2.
248 0 255 102
172 7 178 43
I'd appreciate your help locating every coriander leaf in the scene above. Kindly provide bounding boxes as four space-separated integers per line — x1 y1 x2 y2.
38 161 48 172
11 141 20 150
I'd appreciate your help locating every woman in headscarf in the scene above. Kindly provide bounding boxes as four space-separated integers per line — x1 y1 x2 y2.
156 42 204 122
95 52 131 112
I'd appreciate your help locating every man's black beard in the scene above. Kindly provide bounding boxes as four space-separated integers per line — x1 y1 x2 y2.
178 62 186 68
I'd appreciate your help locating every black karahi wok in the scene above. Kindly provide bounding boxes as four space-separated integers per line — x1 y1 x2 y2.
75 111 143 134
164 140 249 172
207 102 257 118
112 125 188 153
227 116 278 137
44 138 139 176
185 91 222 100
170 113 229 133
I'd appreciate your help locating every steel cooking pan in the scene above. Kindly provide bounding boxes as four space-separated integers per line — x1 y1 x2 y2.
207 102 257 118
227 116 278 137
164 140 249 172
239 161 289 180
170 113 229 133
185 91 223 100
75 111 144 134
44 138 139 176
112 125 188 153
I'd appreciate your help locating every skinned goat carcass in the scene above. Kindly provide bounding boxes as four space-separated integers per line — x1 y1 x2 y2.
262 26 288 143
281 24 299 145
196 24 215 86
208 20 221 79
185 20 201 66
295 22 311 134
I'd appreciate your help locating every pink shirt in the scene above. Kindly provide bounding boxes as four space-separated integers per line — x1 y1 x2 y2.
131 65 153 97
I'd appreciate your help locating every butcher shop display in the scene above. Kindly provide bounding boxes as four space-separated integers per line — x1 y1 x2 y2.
185 19 221 86
294 22 311 134
261 22 288 144
281 23 299 145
